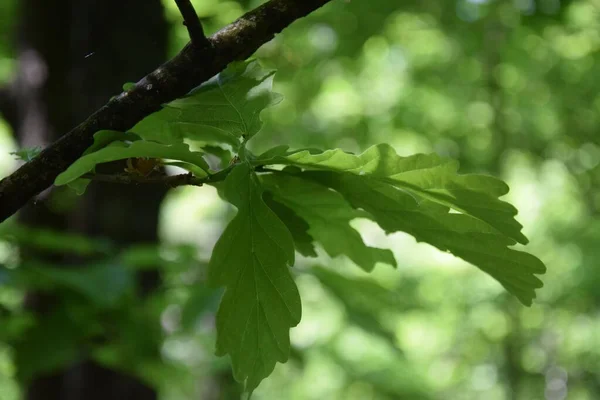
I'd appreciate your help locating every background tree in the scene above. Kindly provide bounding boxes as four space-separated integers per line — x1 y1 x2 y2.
10 0 168 400
5 1 167 399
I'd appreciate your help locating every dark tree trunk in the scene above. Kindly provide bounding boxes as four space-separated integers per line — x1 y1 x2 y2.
12 1 168 399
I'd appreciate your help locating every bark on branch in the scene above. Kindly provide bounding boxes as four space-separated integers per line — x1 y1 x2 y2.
0 0 332 223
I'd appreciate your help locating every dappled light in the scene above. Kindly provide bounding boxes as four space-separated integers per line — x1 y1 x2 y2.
0 0 598 399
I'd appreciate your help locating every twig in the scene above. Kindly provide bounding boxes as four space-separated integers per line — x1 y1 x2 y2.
83 163 236 188
0 0 333 223
83 172 205 187
174 0 211 48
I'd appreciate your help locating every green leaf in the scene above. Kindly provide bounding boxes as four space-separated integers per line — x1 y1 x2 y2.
261 173 396 272
180 286 221 331
257 145 292 159
162 161 209 177
55 141 209 185
31 263 133 307
61 130 143 195
131 60 282 147
15 309 82 382
128 108 184 145
203 145 234 169
208 163 301 393
84 130 141 156
91 306 163 376
325 345 432 400
310 267 407 349
304 171 545 306
67 178 91 195
119 243 201 272
10 146 42 162
255 144 528 245
263 192 317 257
0 224 114 255
122 82 136 91
311 266 412 314
257 145 323 160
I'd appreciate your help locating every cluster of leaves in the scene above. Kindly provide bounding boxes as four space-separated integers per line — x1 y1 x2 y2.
10 146 42 162
0 223 213 384
53 60 546 393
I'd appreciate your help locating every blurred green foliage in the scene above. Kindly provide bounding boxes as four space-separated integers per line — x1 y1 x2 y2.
1 0 600 399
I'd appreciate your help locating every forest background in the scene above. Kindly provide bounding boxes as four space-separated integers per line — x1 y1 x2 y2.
0 0 598 399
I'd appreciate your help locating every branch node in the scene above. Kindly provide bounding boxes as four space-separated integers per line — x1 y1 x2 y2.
174 0 211 48
0 0 333 223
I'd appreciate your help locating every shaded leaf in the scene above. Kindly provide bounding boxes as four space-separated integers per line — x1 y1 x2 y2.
83 130 141 156
15 309 82 382
202 145 234 170
31 263 134 307
208 163 301 393
91 306 163 376
55 141 209 185
255 144 528 245
261 173 396 272
263 192 317 257
119 243 201 272
310 267 406 349
326 345 433 400
257 145 292 159
128 109 179 144
305 171 545 306
131 60 281 147
311 266 412 314
122 82 136 91
10 146 42 162
0 224 114 255
67 178 91 195
257 145 323 159
180 286 221 331
162 161 209 176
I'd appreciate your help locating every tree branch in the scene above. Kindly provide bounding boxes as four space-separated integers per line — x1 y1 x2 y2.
0 0 332 223
174 0 210 48
84 162 236 187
